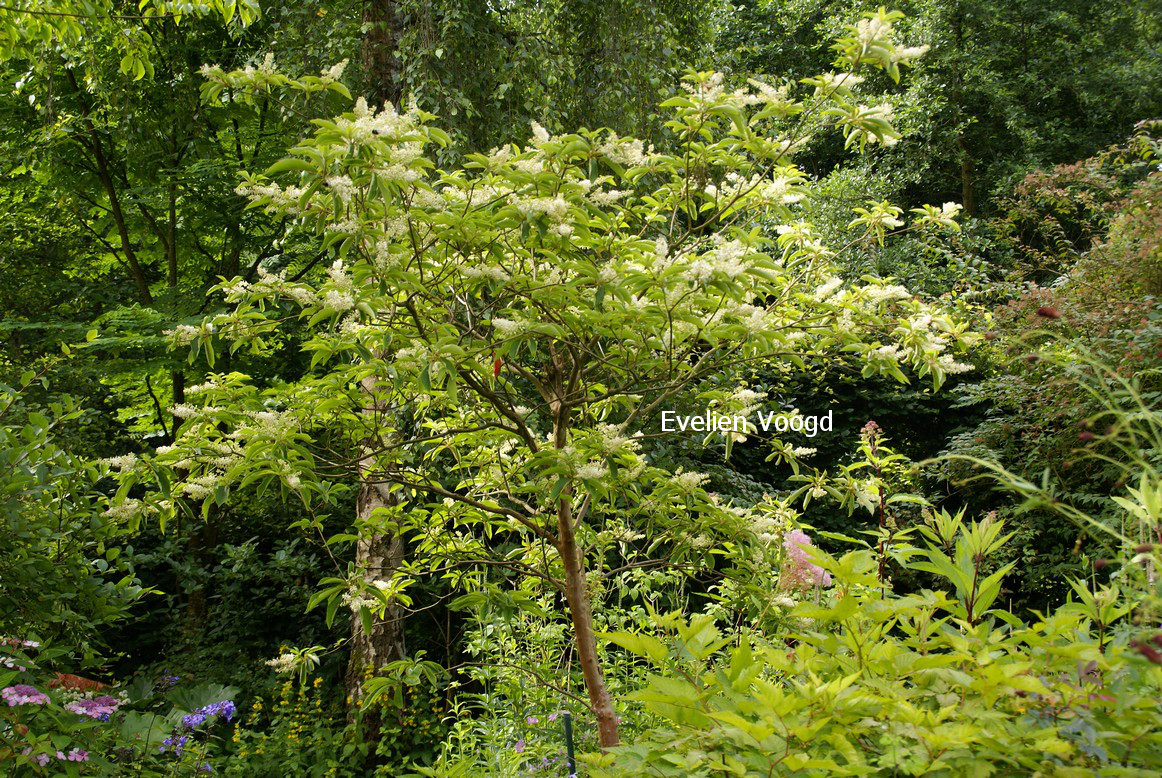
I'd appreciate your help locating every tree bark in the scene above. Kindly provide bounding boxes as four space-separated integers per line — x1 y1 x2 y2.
557 491 619 747
552 377 619 748
361 0 403 108
959 136 976 217
345 376 407 714
344 481 407 708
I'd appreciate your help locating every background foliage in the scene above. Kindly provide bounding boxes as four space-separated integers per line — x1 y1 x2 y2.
1 0 1160 775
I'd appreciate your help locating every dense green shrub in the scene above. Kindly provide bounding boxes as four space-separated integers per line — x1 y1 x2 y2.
0 378 143 655
588 516 1162 776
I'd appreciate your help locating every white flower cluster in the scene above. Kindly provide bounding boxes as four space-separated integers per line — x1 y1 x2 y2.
669 469 710 494
683 239 754 285
170 404 200 420
683 71 727 102
720 388 765 438
165 321 216 347
185 379 219 396
103 499 143 521
873 344 904 361
320 259 356 313
596 134 649 167
938 355 975 374
728 303 775 336
758 171 806 205
809 71 864 96
588 188 628 207
862 284 911 305
226 409 297 444
321 59 348 83
326 175 357 203
235 181 310 216
730 78 798 112
461 265 511 283
100 454 138 473
893 45 930 64
513 196 570 222
265 653 296 674
813 276 844 301
491 317 531 340
856 104 899 146
224 266 317 308
855 14 893 47
178 473 225 501
340 580 394 613
529 121 551 144
608 526 646 543
595 423 642 456
337 97 422 145
576 462 608 481
939 202 962 219
776 222 832 261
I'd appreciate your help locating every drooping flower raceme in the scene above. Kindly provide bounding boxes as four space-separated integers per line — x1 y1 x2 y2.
780 530 832 590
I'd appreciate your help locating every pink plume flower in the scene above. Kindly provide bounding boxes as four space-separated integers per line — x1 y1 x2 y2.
780 530 832 591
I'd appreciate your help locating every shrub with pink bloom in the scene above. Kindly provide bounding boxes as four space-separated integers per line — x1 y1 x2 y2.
779 530 832 591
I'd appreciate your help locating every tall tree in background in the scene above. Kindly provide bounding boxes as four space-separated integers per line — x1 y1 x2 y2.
0 1 355 639
715 0 1162 213
361 0 403 107
345 0 409 709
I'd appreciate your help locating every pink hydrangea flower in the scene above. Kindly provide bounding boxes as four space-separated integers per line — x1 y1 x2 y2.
21 749 51 766
2 684 49 706
66 695 121 720
780 530 832 590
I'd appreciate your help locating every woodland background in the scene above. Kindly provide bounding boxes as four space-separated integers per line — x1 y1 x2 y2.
1 0 1162 775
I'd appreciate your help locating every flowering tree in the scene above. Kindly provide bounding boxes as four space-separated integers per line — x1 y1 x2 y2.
110 8 977 747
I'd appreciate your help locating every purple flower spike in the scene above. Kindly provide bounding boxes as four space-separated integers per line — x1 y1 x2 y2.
182 700 236 729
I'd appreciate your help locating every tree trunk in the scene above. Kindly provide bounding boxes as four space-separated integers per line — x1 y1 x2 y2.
345 376 407 714
557 491 619 747
346 2 409 715
361 0 403 108
959 136 976 217
552 387 619 748
67 69 153 305
344 481 407 708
